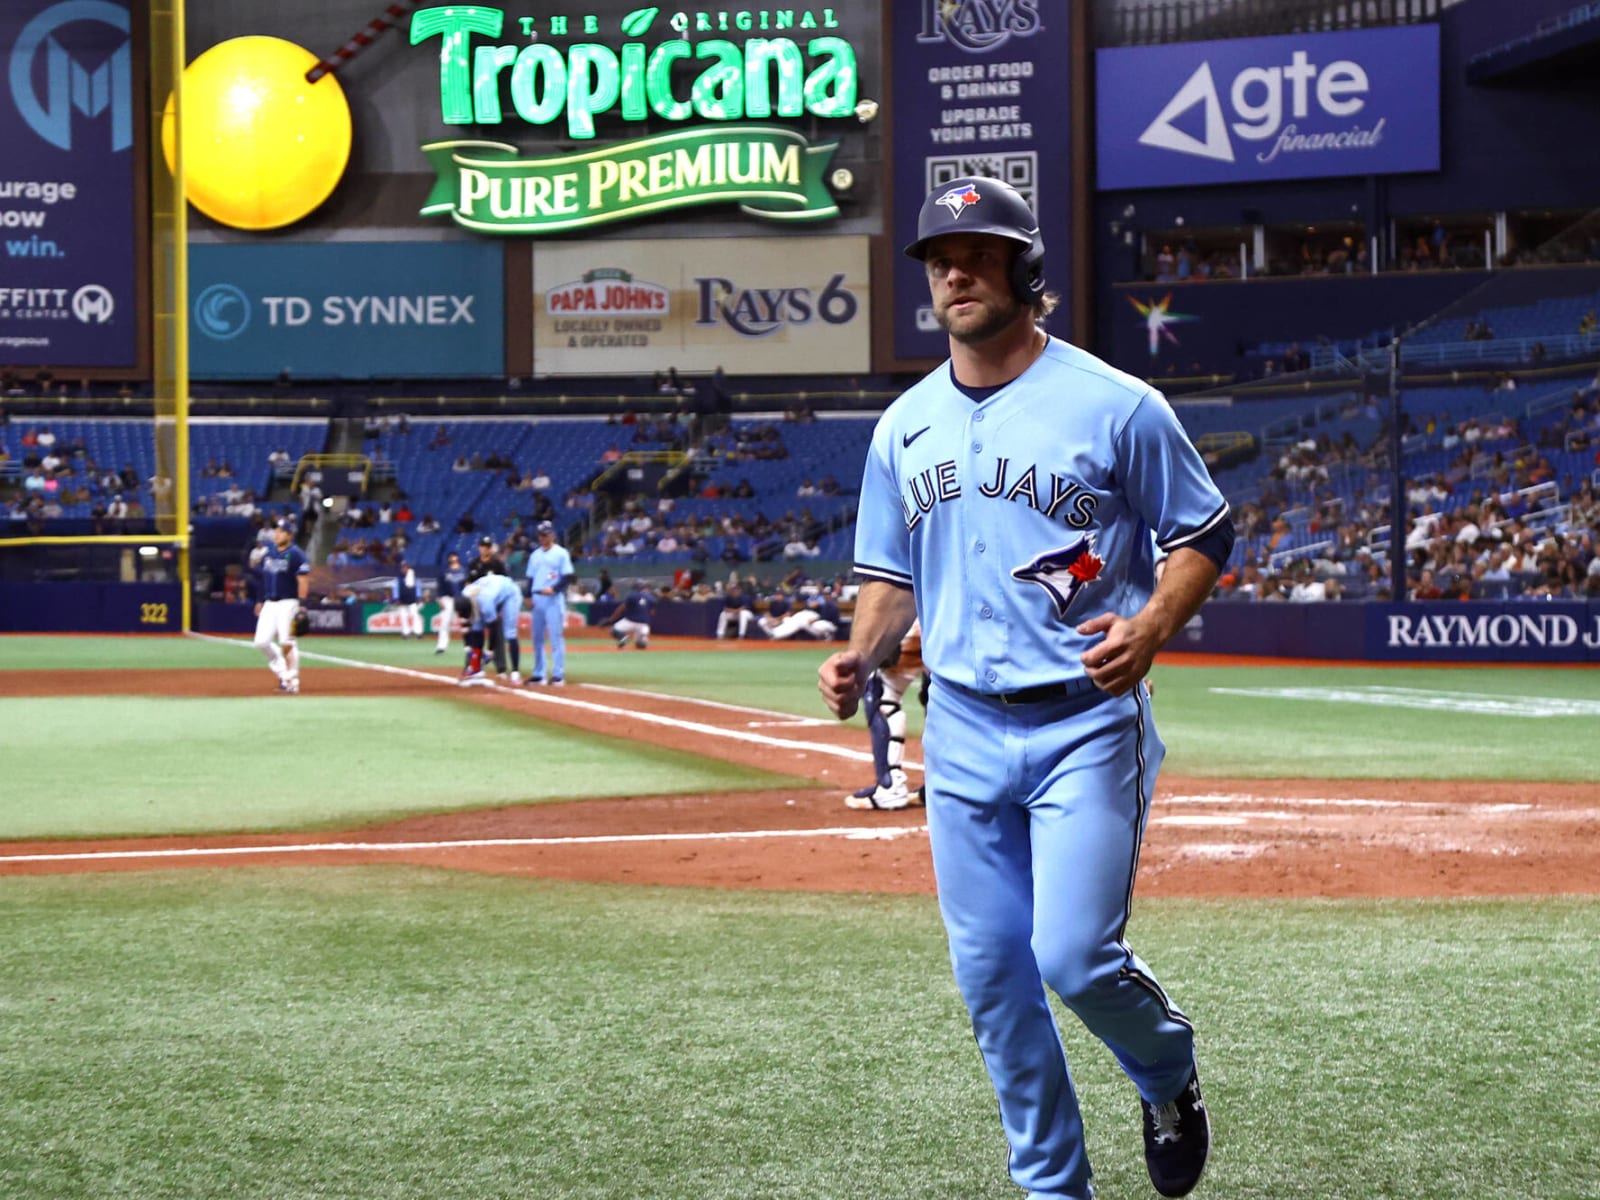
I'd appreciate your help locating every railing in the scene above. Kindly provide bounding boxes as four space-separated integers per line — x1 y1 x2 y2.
1098 0 1448 47
1313 331 1600 372
1268 538 1334 569
290 453 372 495
590 450 689 492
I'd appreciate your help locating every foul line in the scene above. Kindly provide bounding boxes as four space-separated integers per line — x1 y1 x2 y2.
184 633 924 770
0 825 928 865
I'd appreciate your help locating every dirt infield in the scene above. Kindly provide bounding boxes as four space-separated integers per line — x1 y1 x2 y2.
4 664 1596 898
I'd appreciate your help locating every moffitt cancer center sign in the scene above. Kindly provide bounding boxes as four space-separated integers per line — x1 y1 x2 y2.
411 5 861 233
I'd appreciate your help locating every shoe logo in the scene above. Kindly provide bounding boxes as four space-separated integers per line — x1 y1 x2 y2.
902 426 931 448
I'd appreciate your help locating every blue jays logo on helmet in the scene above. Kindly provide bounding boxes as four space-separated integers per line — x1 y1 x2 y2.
934 183 984 221
1011 536 1105 619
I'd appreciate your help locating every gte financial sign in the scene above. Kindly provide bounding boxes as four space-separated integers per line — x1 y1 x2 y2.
412 5 860 233
1095 25 1439 188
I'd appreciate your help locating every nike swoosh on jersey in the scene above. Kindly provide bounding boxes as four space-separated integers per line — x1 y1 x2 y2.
902 426 932 448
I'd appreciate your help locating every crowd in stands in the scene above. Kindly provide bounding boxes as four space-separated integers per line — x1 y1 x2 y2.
586 494 826 563
1213 381 1600 603
1 422 151 530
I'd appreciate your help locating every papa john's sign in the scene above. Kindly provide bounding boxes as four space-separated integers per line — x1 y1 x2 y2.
411 4 867 233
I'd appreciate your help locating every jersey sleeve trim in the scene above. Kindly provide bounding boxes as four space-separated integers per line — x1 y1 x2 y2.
855 563 914 589
1157 501 1231 552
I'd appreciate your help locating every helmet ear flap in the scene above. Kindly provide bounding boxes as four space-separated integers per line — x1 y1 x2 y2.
1009 235 1046 306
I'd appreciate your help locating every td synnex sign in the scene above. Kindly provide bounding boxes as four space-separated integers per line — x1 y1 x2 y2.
189 242 504 380
1096 25 1439 188
412 5 863 233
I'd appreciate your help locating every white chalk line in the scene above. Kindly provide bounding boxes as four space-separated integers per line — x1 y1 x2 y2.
184 633 926 771
0 824 930 865
1163 794 1533 813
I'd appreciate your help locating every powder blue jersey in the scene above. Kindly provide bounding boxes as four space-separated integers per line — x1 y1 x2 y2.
525 544 574 594
255 542 309 602
854 336 1226 693
468 572 522 626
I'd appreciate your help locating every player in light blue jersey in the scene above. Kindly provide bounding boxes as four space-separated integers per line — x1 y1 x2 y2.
819 178 1233 1200
458 571 523 686
524 520 576 685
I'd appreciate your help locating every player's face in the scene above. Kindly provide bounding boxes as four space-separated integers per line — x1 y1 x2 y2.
270 527 292 549
923 233 1026 345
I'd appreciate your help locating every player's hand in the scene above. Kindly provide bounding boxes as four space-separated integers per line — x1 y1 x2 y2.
253 603 262 617
818 649 869 720
1076 612 1160 697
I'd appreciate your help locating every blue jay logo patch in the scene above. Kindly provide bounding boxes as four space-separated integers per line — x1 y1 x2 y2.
1012 536 1105 619
935 183 984 220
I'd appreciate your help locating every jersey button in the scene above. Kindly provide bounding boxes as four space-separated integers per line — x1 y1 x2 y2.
980 605 993 619
985 668 998 683
975 541 986 553
974 412 985 423
972 442 982 453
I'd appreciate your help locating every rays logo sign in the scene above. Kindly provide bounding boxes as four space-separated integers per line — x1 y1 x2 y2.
1096 25 1438 188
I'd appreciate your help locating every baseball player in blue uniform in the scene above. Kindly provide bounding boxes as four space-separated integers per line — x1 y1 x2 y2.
249 516 310 694
524 520 575 685
716 582 755 639
819 178 1232 1200
433 551 468 655
457 571 523 686
610 580 656 649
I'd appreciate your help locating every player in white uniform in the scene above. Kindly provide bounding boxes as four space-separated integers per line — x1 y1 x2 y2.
819 178 1232 1200
249 516 310 694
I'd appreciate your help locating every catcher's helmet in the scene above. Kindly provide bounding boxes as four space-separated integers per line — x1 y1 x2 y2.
903 177 1046 305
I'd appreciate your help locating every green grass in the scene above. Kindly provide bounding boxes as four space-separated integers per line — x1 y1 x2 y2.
0 872 1594 1200
0 696 812 839
1147 663 1600 780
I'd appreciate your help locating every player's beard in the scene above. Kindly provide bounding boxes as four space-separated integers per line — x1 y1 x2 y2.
937 292 1027 345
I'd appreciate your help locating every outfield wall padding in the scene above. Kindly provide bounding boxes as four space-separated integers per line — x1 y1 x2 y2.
0 583 182 633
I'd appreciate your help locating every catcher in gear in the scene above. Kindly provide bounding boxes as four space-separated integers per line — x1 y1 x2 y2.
845 621 928 810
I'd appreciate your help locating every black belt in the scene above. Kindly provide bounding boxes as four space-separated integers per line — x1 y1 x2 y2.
996 682 1075 706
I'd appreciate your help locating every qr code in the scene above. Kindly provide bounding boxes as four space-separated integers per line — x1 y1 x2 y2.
926 152 1037 210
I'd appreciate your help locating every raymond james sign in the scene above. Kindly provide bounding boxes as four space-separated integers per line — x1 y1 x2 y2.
1096 24 1439 189
410 3 860 232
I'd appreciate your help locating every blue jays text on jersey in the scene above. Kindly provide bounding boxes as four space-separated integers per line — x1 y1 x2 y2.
854 336 1227 694
255 543 309 602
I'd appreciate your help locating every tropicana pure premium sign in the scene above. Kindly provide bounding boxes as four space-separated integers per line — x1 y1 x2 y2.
410 4 860 233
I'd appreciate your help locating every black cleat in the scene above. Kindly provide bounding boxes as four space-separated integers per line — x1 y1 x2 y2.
1142 1067 1210 1197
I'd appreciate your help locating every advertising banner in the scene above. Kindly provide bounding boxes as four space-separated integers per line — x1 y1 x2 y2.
1 0 139 368
531 235 869 376
1096 25 1440 190
188 241 505 379
1366 602 1600 664
890 1 1071 361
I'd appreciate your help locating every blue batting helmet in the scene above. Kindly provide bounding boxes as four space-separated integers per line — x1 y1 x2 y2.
903 177 1046 305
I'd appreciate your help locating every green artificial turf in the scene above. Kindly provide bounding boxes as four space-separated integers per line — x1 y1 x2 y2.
0 872 1594 1200
0 696 812 839
6 637 1596 783
1146 663 1600 780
